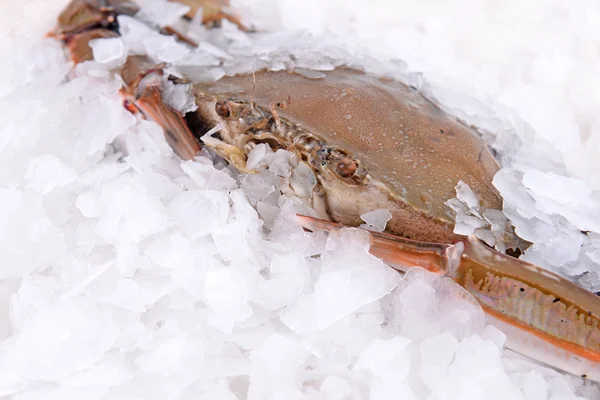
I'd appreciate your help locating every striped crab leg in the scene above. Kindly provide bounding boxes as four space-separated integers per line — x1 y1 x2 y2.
296 214 600 382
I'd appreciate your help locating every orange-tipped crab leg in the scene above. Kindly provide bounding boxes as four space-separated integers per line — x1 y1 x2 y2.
119 56 202 160
296 214 600 382
295 214 449 275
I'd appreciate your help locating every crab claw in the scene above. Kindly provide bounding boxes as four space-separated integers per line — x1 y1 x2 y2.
295 214 448 275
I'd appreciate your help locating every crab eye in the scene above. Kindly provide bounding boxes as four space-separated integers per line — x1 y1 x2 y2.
215 100 231 118
335 158 357 178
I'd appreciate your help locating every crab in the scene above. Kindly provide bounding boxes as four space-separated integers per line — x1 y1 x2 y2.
52 0 600 383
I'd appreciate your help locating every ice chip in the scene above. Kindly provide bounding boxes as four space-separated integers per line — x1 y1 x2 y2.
354 336 411 380
257 200 280 229
369 378 418 400
249 333 308 394
167 190 229 238
241 170 280 205
289 161 317 199
269 149 297 178
135 333 203 374
360 208 392 232
66 352 132 387
5 299 118 381
0 189 65 279
522 169 595 208
481 325 507 349
136 0 191 27
391 268 485 340
211 221 254 262
246 143 270 170
456 180 481 211
162 80 198 114
198 42 234 60
315 229 402 329
521 371 548 400
256 252 308 310
137 172 182 200
420 333 458 368
204 267 252 332
89 37 125 64
280 294 319 333
25 154 77 194
319 376 360 399
75 192 102 219
143 35 190 63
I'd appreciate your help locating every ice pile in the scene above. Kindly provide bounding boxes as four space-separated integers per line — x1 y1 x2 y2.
0 0 599 398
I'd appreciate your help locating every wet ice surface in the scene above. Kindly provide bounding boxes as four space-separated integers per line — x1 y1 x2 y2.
1 0 600 399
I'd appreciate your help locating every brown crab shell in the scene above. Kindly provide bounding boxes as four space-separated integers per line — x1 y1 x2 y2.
190 68 503 243
189 68 503 242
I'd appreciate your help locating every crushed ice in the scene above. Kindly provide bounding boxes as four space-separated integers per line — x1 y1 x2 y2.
1 0 599 398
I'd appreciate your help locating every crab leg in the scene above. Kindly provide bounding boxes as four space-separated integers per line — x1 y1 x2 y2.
296 214 600 382
55 0 202 160
296 214 450 275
